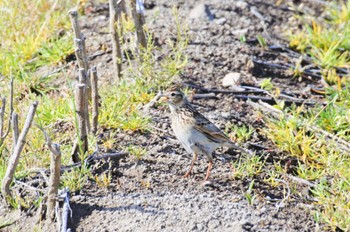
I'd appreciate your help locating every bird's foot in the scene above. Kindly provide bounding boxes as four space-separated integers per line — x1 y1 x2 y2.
183 172 191 178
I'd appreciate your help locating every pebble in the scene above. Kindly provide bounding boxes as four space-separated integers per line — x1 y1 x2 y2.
189 4 214 21
222 72 245 91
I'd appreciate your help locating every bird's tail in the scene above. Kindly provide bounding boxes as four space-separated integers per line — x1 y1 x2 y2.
225 141 252 155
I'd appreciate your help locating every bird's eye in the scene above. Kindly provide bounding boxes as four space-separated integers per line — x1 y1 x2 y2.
170 93 176 97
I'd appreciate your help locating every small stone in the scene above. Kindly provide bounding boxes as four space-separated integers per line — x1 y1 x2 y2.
221 112 230 118
189 4 214 21
222 72 245 91
231 28 248 35
215 17 227 25
236 1 248 9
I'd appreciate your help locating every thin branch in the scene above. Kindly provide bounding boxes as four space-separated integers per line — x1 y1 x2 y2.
78 68 91 133
69 10 89 72
142 91 162 113
69 10 91 100
131 0 147 48
109 0 123 80
0 97 6 140
35 124 62 221
71 84 88 163
90 67 99 134
282 173 316 187
1 101 39 201
0 77 14 145
14 180 46 193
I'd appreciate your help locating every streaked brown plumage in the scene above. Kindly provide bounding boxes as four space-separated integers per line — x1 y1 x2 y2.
161 86 247 181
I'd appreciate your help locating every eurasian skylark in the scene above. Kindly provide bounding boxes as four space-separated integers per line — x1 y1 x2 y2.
161 86 248 181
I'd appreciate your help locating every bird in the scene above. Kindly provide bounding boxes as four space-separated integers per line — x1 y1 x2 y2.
160 85 248 181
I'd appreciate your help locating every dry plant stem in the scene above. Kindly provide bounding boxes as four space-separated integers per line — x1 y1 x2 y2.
69 10 89 72
282 174 315 187
14 180 46 193
117 0 126 43
142 91 162 113
90 67 99 134
118 0 127 17
1 101 38 200
27 152 129 175
71 84 88 163
109 0 123 80
11 112 19 154
47 145 61 221
0 97 6 141
0 78 14 146
130 0 147 48
36 124 62 221
78 68 91 133
69 10 91 100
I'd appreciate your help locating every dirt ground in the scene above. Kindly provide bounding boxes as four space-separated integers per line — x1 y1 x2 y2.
2 0 328 231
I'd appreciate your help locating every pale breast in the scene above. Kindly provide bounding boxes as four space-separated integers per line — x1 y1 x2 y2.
171 117 193 154
171 115 221 156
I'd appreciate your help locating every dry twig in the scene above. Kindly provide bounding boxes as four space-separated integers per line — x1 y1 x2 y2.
109 0 123 80
1 101 38 200
36 124 62 221
0 77 14 146
78 68 91 133
11 112 19 153
71 84 88 163
69 10 89 72
131 0 147 48
69 10 91 99
90 67 99 134
142 91 162 113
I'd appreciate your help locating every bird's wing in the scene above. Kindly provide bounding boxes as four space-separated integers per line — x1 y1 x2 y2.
189 107 231 144
193 111 250 154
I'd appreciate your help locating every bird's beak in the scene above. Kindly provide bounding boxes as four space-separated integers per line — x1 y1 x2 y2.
159 95 169 102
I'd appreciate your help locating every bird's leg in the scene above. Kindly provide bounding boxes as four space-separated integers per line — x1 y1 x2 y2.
183 153 198 178
204 160 213 181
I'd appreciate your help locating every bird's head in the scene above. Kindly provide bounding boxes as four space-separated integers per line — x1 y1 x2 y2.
160 85 187 108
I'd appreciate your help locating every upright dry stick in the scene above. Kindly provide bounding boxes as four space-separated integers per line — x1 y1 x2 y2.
109 0 123 80
69 10 89 72
90 67 99 134
47 145 62 221
130 0 147 48
0 77 14 146
71 84 88 162
78 68 91 133
69 10 91 100
36 125 62 221
0 97 6 142
11 112 19 153
1 101 38 200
